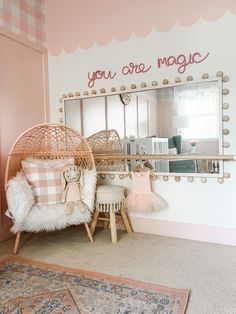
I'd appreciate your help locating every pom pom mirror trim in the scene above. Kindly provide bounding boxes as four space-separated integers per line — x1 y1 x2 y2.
58 71 234 183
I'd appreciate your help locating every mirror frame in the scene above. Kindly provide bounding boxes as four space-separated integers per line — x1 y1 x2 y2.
59 71 231 182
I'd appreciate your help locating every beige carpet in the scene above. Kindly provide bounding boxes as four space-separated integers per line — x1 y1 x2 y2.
1 226 236 314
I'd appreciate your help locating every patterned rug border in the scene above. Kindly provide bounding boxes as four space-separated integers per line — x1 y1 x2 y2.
0 255 190 314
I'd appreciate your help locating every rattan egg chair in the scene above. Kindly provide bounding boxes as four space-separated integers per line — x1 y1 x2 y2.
86 129 127 171
5 123 96 254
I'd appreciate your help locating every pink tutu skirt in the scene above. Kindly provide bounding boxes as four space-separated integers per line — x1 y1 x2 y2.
125 192 167 212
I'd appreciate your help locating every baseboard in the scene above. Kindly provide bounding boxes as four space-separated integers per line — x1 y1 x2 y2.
2 217 235 246
129 217 236 246
0 223 13 242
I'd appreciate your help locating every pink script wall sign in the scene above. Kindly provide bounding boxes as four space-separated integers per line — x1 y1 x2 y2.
87 62 152 88
87 52 209 88
157 52 210 74
88 70 117 88
45 0 236 55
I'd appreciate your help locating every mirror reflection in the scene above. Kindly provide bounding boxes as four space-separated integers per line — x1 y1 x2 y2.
64 79 222 175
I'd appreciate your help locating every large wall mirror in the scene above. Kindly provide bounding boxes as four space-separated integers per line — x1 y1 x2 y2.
63 78 224 177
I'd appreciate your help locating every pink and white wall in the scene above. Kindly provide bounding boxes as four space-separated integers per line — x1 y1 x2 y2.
0 0 49 241
2 1 236 245
45 1 236 246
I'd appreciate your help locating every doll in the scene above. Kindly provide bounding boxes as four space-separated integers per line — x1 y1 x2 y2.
61 165 86 214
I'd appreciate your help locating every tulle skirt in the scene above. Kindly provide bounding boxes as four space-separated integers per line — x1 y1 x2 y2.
125 192 167 212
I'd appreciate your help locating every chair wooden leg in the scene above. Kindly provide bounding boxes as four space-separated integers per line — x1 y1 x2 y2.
109 208 117 244
120 208 133 234
103 212 110 229
84 223 93 242
13 232 21 254
90 209 99 236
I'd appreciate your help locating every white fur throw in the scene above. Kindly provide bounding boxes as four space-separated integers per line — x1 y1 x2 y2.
82 169 97 211
6 172 34 232
6 170 97 233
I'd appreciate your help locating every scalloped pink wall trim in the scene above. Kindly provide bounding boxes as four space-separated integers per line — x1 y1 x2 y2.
45 0 236 55
129 217 236 246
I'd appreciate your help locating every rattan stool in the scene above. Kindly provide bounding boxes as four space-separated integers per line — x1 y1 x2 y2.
90 185 133 243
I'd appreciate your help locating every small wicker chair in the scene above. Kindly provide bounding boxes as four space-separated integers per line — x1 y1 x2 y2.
86 129 127 171
5 123 96 254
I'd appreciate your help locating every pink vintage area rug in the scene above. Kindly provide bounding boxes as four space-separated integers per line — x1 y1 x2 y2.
0 256 189 313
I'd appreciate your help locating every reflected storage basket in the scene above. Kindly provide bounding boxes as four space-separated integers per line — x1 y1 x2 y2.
86 129 127 171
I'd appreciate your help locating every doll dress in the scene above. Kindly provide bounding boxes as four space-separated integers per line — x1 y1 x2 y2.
66 182 82 202
125 170 167 212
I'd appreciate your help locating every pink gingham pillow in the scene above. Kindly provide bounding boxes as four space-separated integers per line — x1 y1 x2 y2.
22 158 74 205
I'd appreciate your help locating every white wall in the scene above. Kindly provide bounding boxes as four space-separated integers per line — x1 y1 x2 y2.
47 13 236 245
